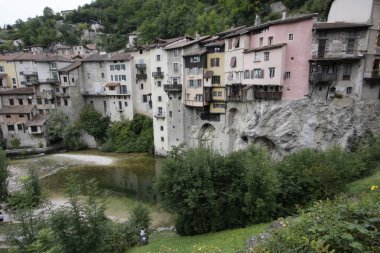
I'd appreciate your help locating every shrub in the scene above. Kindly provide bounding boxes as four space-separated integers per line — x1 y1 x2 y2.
0 149 8 201
62 124 86 150
10 138 21 149
77 105 110 144
259 191 380 253
129 202 151 230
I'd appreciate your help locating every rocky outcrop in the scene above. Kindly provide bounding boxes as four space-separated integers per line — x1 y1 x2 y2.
188 98 380 157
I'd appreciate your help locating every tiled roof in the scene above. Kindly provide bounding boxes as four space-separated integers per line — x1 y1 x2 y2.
13 53 72 62
164 35 211 50
26 113 48 126
0 87 34 95
182 49 207 57
204 40 225 47
204 71 213 78
58 61 81 73
82 53 112 62
314 22 371 30
104 82 120 87
0 105 35 114
109 53 132 61
85 44 97 50
244 43 287 53
0 54 17 61
217 26 247 36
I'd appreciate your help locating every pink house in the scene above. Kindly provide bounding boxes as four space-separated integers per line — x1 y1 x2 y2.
243 14 316 100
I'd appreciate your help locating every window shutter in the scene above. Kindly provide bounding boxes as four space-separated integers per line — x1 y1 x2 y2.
260 69 264 78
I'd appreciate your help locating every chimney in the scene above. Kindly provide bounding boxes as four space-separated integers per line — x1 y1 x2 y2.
255 15 261 25
282 11 287 20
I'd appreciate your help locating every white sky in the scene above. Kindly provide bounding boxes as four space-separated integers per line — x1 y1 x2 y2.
0 0 94 26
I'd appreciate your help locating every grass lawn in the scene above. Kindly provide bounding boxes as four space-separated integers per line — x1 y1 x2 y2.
127 223 268 253
345 168 380 195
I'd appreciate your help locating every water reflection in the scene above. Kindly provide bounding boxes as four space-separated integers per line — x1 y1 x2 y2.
42 154 164 203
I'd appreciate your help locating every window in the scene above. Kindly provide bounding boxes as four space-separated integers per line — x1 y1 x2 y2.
87 73 90 79
157 81 161 87
259 37 264 46
31 126 38 133
64 98 68 106
12 78 16 84
288 33 294 41
120 85 127 94
173 49 180 57
284 72 291 79
264 52 270 61
28 99 32 105
121 75 126 81
346 87 353 94
195 94 203 101
160 126 164 131
63 76 68 82
158 96 162 102
110 65 115 71
254 52 260 61
233 38 240 48
18 99 23 105
7 125 15 132
211 58 219 67
318 39 327 58
37 98 42 104
44 98 49 105
228 39 232 49
244 70 250 79
342 64 352 80
9 99 14 105
173 63 179 72
72 77 74 82
253 69 262 78
269 68 275 78
0 66 3 72
5 115 11 118
118 101 122 110
142 95 148 102
268 36 273 45
212 76 220 84
173 78 178 84
190 56 200 63
101 73 105 78
156 55 161 61
115 65 121 71
17 124 23 131
140 83 144 90
230 57 237 67
19 114 24 118
346 38 355 54
51 62 57 69
161 137 164 142
189 80 194 87
377 33 380 47
124 101 128 106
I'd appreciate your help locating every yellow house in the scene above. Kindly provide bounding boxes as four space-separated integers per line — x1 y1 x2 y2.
203 42 226 114
0 55 18 89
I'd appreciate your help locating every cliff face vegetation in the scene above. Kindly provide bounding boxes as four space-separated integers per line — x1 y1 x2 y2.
1 0 332 52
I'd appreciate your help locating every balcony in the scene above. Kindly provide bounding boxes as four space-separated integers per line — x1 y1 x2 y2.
38 78 60 84
152 72 164 79
254 91 282 100
136 73 147 80
21 80 38 86
135 64 146 69
20 71 38 76
226 96 243 102
309 73 338 83
154 112 165 119
164 84 182 93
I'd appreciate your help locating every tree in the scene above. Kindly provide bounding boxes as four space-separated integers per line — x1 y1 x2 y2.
78 105 110 144
43 7 54 18
0 150 8 201
46 109 68 143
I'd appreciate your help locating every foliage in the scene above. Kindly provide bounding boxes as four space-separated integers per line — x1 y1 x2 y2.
62 124 86 150
10 138 21 149
258 191 380 253
129 202 151 230
78 105 110 144
101 114 153 153
157 146 276 235
0 150 8 201
8 168 43 209
46 109 68 143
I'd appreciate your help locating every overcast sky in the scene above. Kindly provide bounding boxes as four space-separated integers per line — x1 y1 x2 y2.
1 0 94 26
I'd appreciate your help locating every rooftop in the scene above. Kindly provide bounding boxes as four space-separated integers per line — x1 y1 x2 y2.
314 22 372 30
244 43 287 53
13 53 72 62
26 114 48 126
0 105 35 114
0 87 34 95
182 49 208 57
58 61 81 73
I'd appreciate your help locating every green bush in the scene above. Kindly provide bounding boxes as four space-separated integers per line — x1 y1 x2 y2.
0 150 8 201
129 202 151 231
62 124 86 150
259 191 380 253
10 138 21 149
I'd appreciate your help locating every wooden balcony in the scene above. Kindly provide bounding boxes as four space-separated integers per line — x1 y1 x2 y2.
164 84 182 93
154 112 165 119
309 73 338 83
152 72 164 79
254 91 282 100
136 73 147 80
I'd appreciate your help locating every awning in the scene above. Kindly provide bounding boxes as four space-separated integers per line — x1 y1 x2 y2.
0 73 7 78
204 71 214 78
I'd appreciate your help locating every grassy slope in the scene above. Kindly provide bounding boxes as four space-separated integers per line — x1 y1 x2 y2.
345 168 380 195
127 223 268 253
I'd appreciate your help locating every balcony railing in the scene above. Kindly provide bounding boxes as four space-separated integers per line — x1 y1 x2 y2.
135 64 146 69
21 80 38 86
20 71 38 76
152 72 164 79
309 73 338 83
136 73 147 80
39 78 60 84
154 112 165 119
164 84 182 93
254 91 282 100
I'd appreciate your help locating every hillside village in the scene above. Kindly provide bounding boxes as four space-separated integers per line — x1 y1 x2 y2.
0 0 379 156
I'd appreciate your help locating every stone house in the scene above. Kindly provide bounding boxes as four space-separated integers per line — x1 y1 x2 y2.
0 54 18 90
